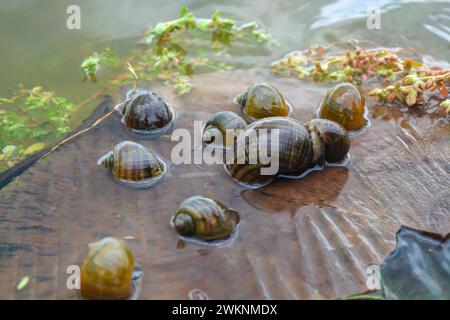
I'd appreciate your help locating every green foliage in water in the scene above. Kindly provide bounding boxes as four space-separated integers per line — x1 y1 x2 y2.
0 86 75 171
81 6 275 95
0 7 274 172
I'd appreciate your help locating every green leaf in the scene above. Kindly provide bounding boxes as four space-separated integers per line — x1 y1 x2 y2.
16 276 29 290
195 18 211 32
0 98 14 104
23 143 46 156
179 5 188 18
153 22 168 35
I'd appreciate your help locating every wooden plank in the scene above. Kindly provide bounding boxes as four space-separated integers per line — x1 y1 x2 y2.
0 69 448 299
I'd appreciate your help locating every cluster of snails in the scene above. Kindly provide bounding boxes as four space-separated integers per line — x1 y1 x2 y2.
82 80 368 299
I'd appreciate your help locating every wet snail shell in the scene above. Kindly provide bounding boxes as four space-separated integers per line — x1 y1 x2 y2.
116 89 174 136
236 82 291 122
318 82 367 132
81 237 135 300
202 111 247 148
172 196 240 241
98 141 167 188
225 117 349 188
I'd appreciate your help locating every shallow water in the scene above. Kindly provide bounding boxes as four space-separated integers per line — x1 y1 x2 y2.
1 0 449 300
1 0 450 130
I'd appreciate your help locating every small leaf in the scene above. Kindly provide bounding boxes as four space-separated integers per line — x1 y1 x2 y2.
153 22 167 35
439 86 448 99
195 18 210 31
23 143 46 156
406 89 417 106
0 98 14 104
179 5 188 18
16 276 29 290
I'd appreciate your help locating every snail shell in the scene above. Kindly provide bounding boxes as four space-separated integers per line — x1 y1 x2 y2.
98 141 167 188
318 83 367 132
202 111 247 148
236 82 291 122
225 117 349 188
172 196 240 241
81 237 135 300
116 89 174 136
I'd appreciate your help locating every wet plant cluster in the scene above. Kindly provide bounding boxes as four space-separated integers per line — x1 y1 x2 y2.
271 43 450 111
81 6 275 95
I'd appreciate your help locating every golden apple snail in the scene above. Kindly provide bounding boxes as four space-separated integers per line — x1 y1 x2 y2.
97 141 167 189
202 111 247 148
225 117 350 188
115 89 174 136
171 196 240 242
236 82 291 121
318 82 368 132
80 237 137 300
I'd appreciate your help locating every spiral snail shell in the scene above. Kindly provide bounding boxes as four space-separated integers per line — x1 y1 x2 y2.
225 117 349 188
236 82 291 122
318 83 367 132
115 89 174 136
202 111 247 148
172 196 240 241
80 237 135 300
98 141 167 188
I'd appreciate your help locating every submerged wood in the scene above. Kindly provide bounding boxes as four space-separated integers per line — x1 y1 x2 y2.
0 69 448 299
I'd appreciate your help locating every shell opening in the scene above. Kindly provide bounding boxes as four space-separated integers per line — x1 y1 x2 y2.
309 127 325 166
307 119 350 164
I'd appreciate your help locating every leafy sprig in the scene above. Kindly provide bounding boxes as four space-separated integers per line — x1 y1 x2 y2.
271 43 450 112
82 6 275 95
0 85 76 171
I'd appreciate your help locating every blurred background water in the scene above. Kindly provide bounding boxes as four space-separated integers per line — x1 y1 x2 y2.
0 0 449 135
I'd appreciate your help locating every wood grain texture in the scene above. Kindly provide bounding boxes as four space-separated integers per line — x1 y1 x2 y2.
0 69 448 299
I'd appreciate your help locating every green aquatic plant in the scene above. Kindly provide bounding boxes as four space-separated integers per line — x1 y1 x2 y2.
0 85 77 171
271 43 450 112
0 7 274 172
81 6 275 95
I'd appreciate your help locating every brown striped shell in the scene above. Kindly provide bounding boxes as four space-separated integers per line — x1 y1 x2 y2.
318 83 367 132
202 111 247 148
306 118 350 163
172 196 240 241
80 237 134 300
116 89 174 136
225 117 350 188
236 82 291 122
225 117 313 188
97 141 166 188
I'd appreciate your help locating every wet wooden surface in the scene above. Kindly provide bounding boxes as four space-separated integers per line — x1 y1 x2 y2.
0 69 449 299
